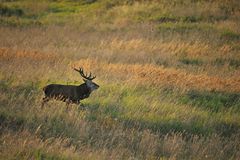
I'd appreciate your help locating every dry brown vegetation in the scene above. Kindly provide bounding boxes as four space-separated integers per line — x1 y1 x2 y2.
1 0 240 159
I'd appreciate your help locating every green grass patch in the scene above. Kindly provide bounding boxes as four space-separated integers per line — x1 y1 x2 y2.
47 2 79 13
0 78 240 160
0 4 24 17
0 1 100 26
179 58 203 66
157 22 214 34
1 75 240 138
0 17 42 26
229 59 240 68
180 90 240 112
214 121 240 137
152 14 204 23
14 148 70 160
220 29 240 41
149 13 179 23
213 58 240 68
181 15 202 23
33 149 69 160
213 58 225 66
122 117 212 136
151 14 227 24
0 112 25 131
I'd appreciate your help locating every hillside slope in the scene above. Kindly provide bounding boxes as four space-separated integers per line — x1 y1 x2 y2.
0 0 240 159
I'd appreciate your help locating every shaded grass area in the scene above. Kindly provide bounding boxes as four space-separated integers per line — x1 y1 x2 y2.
213 58 240 68
150 14 227 23
1 78 239 138
29 149 69 160
220 29 240 41
1 0 240 44
180 90 240 113
157 22 240 45
157 22 214 33
1 79 240 159
0 4 24 17
179 57 203 66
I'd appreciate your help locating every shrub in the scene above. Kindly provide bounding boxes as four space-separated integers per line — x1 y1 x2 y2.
0 4 24 17
229 59 240 68
182 15 202 23
180 58 203 65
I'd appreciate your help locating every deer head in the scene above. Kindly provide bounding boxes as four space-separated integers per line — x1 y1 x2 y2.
74 67 99 91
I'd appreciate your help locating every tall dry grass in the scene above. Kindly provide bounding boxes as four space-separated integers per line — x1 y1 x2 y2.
1 48 239 92
1 0 240 159
1 46 240 159
0 26 239 77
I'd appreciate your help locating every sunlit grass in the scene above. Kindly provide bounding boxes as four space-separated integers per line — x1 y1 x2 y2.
1 0 240 159
1 77 240 159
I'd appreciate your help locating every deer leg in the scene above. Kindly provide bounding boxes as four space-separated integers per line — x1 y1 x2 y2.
41 97 49 108
75 100 80 105
65 99 71 111
78 101 86 110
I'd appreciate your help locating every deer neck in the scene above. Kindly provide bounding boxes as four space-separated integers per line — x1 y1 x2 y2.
79 83 91 94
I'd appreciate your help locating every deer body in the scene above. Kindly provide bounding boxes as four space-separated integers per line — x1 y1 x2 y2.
43 83 91 103
42 68 99 106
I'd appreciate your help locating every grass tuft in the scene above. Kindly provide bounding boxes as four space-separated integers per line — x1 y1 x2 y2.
180 58 203 66
0 4 24 17
220 29 240 41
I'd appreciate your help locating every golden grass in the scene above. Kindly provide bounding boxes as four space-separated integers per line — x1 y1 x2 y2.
1 50 239 158
1 124 239 160
74 59 240 92
1 26 239 80
1 48 239 93
0 130 77 159
100 38 212 58
1 1 240 158
0 48 58 61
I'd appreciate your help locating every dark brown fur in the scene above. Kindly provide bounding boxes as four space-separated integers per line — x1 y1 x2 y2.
42 67 99 107
42 83 92 106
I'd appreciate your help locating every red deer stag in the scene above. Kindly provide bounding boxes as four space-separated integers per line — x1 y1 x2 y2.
42 68 99 107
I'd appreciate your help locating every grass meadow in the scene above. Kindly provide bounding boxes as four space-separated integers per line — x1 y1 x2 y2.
0 0 240 159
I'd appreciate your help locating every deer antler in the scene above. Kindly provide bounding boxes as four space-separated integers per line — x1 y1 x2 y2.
74 67 96 80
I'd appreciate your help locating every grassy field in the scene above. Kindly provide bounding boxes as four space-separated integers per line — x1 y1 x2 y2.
0 0 240 159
